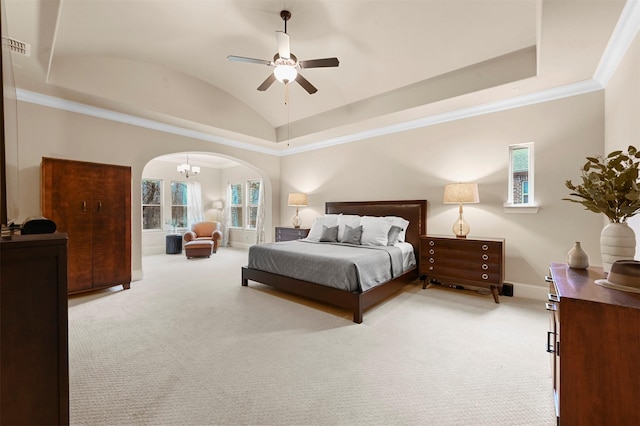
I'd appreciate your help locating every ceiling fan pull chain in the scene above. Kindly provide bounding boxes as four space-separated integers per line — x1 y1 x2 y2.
284 83 290 105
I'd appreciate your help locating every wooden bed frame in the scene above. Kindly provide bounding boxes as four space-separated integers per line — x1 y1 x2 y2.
241 200 428 323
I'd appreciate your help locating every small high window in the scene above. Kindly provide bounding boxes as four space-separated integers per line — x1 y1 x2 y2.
507 143 535 206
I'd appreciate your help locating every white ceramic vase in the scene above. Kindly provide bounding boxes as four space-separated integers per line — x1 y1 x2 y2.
600 222 636 274
567 241 589 269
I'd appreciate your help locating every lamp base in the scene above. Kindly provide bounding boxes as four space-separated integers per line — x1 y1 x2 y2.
455 235 467 239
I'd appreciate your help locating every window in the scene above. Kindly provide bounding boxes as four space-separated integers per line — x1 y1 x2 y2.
230 183 243 228
171 181 188 228
247 180 261 230
230 180 262 229
142 179 162 230
507 142 535 207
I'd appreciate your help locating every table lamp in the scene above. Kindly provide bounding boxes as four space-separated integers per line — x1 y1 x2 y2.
443 183 479 238
287 193 308 228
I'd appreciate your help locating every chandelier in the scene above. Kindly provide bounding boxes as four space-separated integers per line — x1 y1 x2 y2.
177 154 200 179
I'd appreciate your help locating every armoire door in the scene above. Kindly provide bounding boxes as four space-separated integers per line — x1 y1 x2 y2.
91 164 131 287
42 158 93 293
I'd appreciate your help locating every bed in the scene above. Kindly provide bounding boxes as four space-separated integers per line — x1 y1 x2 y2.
241 200 428 323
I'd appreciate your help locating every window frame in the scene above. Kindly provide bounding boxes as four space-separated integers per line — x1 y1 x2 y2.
170 180 188 229
229 182 244 229
505 142 539 213
142 178 163 231
246 180 261 230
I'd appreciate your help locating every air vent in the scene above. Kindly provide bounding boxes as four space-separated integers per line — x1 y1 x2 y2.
2 36 31 57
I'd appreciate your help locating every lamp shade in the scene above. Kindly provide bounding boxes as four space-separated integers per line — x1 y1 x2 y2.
443 183 480 204
288 193 308 206
212 200 223 210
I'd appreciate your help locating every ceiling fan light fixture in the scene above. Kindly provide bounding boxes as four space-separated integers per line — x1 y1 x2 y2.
274 65 297 83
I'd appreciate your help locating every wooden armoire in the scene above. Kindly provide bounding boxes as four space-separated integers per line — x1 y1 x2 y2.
42 157 131 294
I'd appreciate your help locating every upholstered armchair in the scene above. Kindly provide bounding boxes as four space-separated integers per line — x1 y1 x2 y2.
183 221 223 253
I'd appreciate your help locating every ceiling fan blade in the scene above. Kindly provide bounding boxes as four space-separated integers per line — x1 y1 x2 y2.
275 31 290 60
295 73 318 94
299 57 339 69
227 55 272 66
257 73 277 91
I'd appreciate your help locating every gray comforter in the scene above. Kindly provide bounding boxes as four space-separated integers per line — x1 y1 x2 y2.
247 240 405 292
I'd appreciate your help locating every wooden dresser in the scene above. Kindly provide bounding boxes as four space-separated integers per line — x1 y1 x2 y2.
275 226 310 242
42 157 131 294
0 232 69 424
547 263 640 425
419 235 505 302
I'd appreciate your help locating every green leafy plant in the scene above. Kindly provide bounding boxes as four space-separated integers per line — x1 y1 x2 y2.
563 145 640 223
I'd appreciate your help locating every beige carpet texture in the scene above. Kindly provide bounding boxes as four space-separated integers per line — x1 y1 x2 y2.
68 247 556 425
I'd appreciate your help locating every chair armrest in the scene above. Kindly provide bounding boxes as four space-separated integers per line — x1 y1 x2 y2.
183 231 197 242
211 230 223 241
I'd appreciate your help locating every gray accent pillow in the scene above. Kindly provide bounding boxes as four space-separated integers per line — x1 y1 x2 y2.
342 225 363 245
387 225 403 246
319 225 339 242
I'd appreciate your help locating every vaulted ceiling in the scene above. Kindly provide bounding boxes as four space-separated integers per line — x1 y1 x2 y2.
3 0 631 152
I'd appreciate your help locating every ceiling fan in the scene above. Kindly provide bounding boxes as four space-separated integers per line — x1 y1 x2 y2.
227 10 339 95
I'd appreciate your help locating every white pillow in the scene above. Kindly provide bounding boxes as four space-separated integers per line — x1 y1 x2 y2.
306 214 341 242
337 215 361 242
385 216 410 242
360 216 392 246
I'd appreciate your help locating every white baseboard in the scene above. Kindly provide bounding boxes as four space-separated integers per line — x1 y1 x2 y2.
511 281 549 301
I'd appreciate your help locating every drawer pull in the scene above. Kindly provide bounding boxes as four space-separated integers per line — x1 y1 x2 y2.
546 302 557 311
429 266 433 271
429 249 435 255
482 254 489 260
482 264 489 270
548 293 559 302
481 273 488 280
482 244 489 251
429 241 435 246
544 275 554 283
429 258 434 263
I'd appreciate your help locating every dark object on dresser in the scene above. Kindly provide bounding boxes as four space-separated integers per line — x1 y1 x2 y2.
243 200 427 323
275 226 310 241
0 233 69 425
41 157 131 295
20 215 57 234
420 235 504 303
546 263 639 426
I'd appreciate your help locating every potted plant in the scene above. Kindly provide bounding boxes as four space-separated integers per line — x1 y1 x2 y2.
563 145 640 272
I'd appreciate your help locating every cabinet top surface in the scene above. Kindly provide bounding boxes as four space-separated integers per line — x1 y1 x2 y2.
423 235 504 243
550 262 640 309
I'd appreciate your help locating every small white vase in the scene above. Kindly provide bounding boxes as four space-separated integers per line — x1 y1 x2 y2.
600 222 636 274
567 241 589 269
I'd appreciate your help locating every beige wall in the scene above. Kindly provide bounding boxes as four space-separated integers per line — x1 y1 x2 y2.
15 101 280 280
280 92 606 291
13 29 638 294
605 31 640 256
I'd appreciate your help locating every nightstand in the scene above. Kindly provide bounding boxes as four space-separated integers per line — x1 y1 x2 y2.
275 227 310 242
420 235 505 303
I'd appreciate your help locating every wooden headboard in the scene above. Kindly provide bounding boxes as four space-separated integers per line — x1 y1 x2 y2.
325 200 428 252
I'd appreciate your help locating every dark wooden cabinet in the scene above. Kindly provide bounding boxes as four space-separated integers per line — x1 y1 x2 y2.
1 232 69 425
275 227 310 242
419 235 504 302
547 263 640 426
41 157 131 294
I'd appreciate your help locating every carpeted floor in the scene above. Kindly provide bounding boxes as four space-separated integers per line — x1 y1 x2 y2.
67 247 556 425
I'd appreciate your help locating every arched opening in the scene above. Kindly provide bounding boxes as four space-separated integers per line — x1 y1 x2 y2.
140 152 272 257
